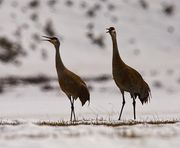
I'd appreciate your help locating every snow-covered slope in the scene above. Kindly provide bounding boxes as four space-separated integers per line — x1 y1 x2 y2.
0 0 180 77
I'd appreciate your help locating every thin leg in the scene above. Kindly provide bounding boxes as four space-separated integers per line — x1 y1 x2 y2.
132 97 136 120
72 98 76 121
70 107 73 122
69 97 73 122
118 91 125 120
68 96 74 122
68 96 76 122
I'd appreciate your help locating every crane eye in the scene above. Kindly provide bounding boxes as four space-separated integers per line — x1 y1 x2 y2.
52 39 57 43
111 29 115 33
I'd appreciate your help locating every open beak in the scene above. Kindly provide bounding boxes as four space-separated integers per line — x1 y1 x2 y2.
42 36 52 42
106 28 110 33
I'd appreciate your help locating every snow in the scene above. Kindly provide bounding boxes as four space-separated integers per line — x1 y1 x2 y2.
0 0 180 147
0 122 180 148
0 83 180 148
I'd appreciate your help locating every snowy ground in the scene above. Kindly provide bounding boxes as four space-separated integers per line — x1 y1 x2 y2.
0 0 180 147
1 121 180 148
0 82 180 148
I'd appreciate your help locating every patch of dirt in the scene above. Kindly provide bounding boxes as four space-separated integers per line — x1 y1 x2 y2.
139 0 148 9
162 3 175 16
65 0 74 7
0 75 111 94
0 37 26 64
86 32 105 48
44 20 55 36
47 0 57 7
0 75 51 86
152 80 163 88
84 74 111 82
29 0 40 9
0 0 3 5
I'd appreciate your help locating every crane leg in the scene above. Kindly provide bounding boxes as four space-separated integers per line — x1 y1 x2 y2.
118 91 125 120
70 106 73 122
68 96 76 122
70 98 76 122
72 97 76 121
68 96 74 122
69 97 73 122
132 97 136 120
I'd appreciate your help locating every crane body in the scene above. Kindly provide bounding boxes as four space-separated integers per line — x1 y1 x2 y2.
43 36 90 121
107 27 151 120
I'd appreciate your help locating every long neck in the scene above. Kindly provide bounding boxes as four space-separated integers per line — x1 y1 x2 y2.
55 44 65 77
111 34 126 69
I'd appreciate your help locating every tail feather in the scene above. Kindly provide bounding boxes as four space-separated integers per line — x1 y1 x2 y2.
139 82 151 105
139 93 150 105
79 85 90 106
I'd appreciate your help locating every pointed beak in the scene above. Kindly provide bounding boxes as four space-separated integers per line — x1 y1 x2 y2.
41 36 51 42
106 28 110 33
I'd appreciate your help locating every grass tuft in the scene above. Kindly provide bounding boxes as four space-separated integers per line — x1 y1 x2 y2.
36 119 179 127
1 119 179 127
0 120 22 126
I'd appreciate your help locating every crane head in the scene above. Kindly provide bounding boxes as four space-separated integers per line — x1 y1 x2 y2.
42 36 60 47
106 27 116 35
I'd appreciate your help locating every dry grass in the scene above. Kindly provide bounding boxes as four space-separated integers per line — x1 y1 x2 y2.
0 119 179 127
0 120 22 126
35 119 179 127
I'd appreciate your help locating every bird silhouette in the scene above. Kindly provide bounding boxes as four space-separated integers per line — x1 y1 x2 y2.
42 36 90 121
106 27 151 120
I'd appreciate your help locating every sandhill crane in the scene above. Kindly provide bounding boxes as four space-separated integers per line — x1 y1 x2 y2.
42 36 90 121
106 27 151 120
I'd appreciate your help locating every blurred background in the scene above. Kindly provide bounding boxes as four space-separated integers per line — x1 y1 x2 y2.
0 0 180 120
